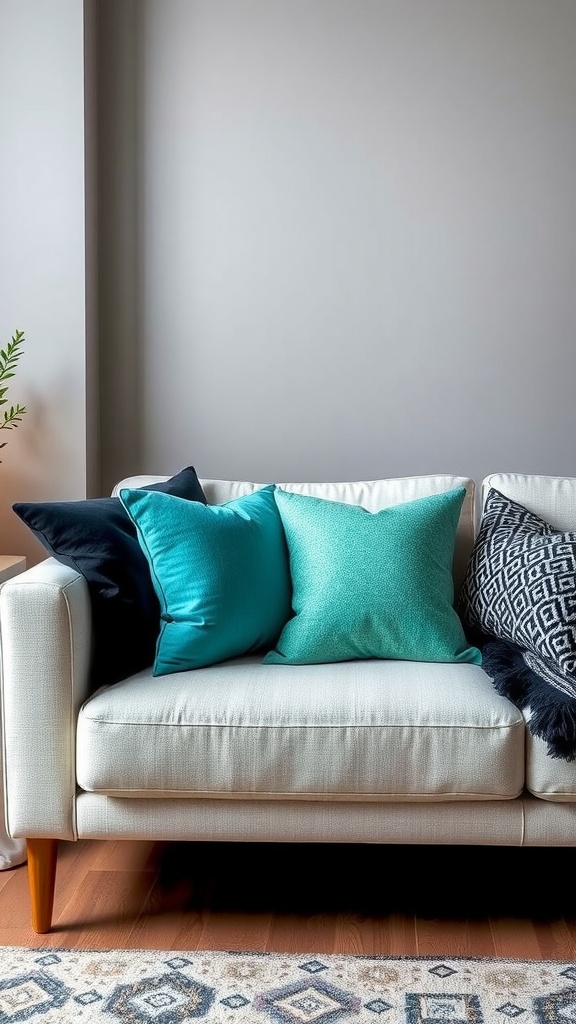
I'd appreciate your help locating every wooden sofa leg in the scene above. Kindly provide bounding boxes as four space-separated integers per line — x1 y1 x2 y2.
27 838 58 934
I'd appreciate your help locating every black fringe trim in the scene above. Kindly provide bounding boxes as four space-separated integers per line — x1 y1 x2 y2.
481 638 576 762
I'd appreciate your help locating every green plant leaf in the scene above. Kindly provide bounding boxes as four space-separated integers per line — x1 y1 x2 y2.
0 331 27 452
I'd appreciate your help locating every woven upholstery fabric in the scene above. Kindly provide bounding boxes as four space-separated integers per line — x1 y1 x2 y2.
115 473 476 593
69 789 576 846
0 558 92 840
76 655 523 801
526 724 576 801
481 473 576 532
74 792 527 844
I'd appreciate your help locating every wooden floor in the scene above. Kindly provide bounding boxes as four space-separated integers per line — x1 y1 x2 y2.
1 839 576 959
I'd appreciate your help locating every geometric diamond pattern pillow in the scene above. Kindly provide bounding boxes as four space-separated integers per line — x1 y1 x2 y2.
458 487 576 683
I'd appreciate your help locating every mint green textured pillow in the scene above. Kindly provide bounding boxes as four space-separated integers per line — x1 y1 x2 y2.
119 485 291 675
264 487 482 667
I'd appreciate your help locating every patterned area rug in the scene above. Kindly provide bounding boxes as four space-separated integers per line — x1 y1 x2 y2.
1 947 576 1023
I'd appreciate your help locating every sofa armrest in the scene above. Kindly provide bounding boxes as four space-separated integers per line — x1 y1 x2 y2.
0 557 92 840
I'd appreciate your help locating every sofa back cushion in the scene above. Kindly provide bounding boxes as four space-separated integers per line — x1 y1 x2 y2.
481 473 576 530
114 473 476 594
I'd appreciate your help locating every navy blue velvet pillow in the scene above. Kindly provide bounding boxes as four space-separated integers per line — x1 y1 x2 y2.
12 466 207 687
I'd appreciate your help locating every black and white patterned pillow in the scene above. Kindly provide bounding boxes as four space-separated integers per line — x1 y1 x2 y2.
458 487 576 684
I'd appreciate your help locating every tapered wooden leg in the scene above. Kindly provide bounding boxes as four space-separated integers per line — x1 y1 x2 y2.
27 838 58 934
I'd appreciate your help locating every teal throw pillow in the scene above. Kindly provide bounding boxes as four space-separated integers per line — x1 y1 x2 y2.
264 487 482 667
119 485 292 675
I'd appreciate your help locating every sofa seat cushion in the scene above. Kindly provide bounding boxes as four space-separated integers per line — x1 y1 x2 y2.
525 710 576 802
76 658 524 801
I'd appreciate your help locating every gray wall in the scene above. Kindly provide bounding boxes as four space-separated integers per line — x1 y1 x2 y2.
102 1 576 490
0 0 94 566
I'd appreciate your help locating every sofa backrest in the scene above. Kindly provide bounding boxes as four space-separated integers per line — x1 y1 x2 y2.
115 473 476 594
482 473 576 531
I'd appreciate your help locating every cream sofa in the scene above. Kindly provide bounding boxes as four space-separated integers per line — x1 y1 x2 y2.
2 470 576 934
